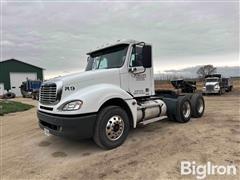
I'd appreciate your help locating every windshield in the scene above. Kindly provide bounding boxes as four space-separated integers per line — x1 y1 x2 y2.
222 78 228 83
85 44 129 71
206 78 219 82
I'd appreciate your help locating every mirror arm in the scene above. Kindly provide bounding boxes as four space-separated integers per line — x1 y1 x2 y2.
134 67 146 74
129 67 146 74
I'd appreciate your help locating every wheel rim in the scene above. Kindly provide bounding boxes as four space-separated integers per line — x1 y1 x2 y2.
105 115 124 141
182 101 191 118
197 99 204 114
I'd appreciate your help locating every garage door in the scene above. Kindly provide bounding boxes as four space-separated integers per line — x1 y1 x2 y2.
0 83 4 96
10 72 37 96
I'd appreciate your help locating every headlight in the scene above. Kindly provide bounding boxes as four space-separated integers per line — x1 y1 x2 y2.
60 100 83 111
214 85 220 89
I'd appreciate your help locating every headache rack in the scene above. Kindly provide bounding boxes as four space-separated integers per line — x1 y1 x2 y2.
171 79 197 93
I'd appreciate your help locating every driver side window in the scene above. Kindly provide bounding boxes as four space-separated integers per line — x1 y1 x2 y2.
129 46 143 67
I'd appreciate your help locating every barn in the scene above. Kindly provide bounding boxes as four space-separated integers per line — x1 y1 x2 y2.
0 59 44 96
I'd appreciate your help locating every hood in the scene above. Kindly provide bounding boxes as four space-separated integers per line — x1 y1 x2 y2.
50 68 120 83
45 68 121 93
205 82 219 86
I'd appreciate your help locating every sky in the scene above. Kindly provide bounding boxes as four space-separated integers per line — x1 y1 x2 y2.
1 0 239 79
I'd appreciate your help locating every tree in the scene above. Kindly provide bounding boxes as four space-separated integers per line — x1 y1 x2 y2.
197 65 217 79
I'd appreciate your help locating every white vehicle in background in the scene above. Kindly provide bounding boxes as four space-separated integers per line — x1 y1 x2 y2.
37 40 205 149
203 74 225 95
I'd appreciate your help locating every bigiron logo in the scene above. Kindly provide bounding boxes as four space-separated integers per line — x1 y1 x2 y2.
180 161 237 179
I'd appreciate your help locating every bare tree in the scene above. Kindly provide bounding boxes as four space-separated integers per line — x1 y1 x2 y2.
197 65 217 79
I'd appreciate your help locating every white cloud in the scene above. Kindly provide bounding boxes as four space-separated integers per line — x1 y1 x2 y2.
2 1 239 78
1 40 16 47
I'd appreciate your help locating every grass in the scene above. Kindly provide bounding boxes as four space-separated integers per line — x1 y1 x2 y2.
0 100 34 116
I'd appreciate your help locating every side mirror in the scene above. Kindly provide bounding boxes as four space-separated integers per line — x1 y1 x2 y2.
142 45 152 68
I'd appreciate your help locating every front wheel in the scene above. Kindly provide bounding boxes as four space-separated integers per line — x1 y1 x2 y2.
31 94 36 100
218 89 222 95
93 106 130 149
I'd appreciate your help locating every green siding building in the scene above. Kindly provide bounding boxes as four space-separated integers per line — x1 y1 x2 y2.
0 59 44 96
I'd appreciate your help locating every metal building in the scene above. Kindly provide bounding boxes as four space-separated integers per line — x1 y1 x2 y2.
0 59 44 96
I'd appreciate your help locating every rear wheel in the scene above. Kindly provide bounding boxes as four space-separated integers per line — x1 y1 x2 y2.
93 106 130 149
191 94 205 118
184 94 192 100
174 96 192 123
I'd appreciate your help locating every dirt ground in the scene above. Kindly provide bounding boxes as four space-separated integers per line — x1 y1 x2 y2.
155 79 240 91
1 89 240 179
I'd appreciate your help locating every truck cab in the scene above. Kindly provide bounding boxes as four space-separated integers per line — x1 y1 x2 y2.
37 40 205 149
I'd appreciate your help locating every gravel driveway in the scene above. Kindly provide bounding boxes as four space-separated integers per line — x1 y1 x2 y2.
1 92 240 180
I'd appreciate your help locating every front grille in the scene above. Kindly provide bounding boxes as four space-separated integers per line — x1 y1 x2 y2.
40 83 57 104
206 85 214 91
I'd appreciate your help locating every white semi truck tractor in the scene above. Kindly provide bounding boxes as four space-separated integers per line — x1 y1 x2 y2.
37 40 205 149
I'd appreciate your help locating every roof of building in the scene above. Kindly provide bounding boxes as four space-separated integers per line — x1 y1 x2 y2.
0 59 44 70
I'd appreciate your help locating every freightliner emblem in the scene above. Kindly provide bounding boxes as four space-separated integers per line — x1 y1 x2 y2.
64 86 75 91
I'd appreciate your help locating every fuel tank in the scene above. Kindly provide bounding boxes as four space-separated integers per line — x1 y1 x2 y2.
137 99 167 122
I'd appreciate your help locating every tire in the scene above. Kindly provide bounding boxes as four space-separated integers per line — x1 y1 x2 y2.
31 94 36 100
3 92 15 99
93 106 130 149
174 96 192 123
218 90 222 95
163 96 191 123
190 94 205 118
222 88 225 94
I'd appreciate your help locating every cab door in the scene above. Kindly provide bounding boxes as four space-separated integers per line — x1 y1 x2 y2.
128 44 154 97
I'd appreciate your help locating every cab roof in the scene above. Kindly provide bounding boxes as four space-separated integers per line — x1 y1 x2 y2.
206 77 219 79
87 39 141 55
